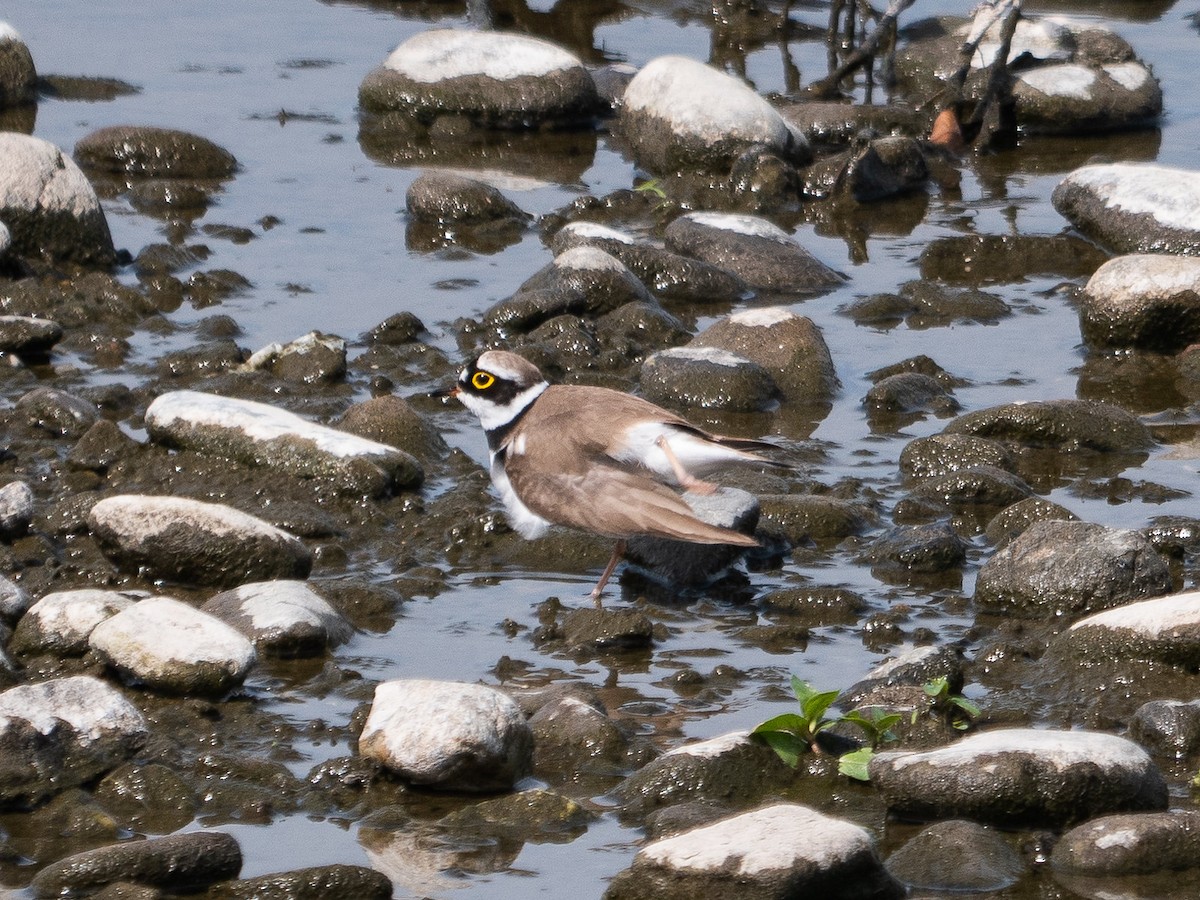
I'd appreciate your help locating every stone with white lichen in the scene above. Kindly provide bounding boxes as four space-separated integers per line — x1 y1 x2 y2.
1079 254 1200 351
10 589 141 656
201 580 352 658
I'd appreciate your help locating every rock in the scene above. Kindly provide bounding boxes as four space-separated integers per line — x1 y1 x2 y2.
974 520 1171 619
359 29 600 129
615 731 796 821
88 494 312 588
757 494 874 543
201 580 352 658
29 831 241 898
861 523 968 574
899 433 1016 480
437 788 592 842
0 675 148 807
843 645 965 707
67 419 141 473
1129 699 1200 757
551 222 748 305
336 394 448 463
484 246 654 334
688 307 839 403
205 864 392 900
1080 254 1200 351
864 372 959 420
0 23 37 107
625 488 760 587
759 585 867 626
1057 590 1200 668
0 479 33 539
595 302 691 358
919 233 1110 284
605 803 903 900
1013 61 1161 133
1051 810 1200 877
16 386 101 438
944 398 1154 453
244 331 347 383
10 588 139 656
870 728 1167 827
549 606 655 654
74 126 237 178
94 763 197 834
145 390 422 496
885 820 1024 892
640 347 778 412
89 596 257 695
0 572 30 622
896 465 1033 519
617 55 809 173
1053 163 1200 255
358 679 532 791
529 695 630 781
846 281 1010 328
406 171 528 224
985 496 1079 546
778 101 925 152
0 132 116 267
803 135 928 202
664 212 843 294
0 315 63 356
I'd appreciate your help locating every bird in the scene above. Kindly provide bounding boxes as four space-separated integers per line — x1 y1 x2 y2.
451 349 782 602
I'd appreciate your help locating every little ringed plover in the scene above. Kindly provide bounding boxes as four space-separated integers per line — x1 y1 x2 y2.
453 349 781 601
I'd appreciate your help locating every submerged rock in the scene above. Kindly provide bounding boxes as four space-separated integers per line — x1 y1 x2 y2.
618 55 809 173
870 728 1167 827
145 390 422 496
89 596 257 695
359 29 600 129
0 132 115 267
201 580 352 658
207 864 392 900
803 135 928 202
1080 254 1200 351
74 126 238 178
974 520 1171 619
88 494 313 588
358 679 532 792
605 803 903 900
885 820 1023 893
1053 163 1200 255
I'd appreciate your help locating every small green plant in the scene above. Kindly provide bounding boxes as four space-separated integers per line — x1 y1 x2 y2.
633 177 667 200
922 676 981 730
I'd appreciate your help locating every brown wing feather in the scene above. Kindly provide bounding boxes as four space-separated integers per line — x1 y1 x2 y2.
506 458 758 546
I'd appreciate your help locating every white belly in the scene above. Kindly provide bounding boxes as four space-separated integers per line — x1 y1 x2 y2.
490 456 551 539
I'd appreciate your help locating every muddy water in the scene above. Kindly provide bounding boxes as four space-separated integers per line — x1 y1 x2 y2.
7 0 1200 897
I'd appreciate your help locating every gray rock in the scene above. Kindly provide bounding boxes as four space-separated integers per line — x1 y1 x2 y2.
30 831 241 898
919 233 1110 284
0 315 63 355
551 222 748 305
16 386 101 438
605 803 903 900
617 55 810 173
1052 810 1200 877
864 372 959 419
757 494 875 543
1080 254 1200 351
778 101 925 152
625 487 760 587
664 212 843 294
359 29 600 129
545 606 655 655
944 398 1154 453
206 864 392 900
899 433 1016 480
1057 590 1200 668
74 126 237 178
201 580 352 658
596 302 691 357
615 731 796 822
759 585 867 626
985 496 1079 546
885 820 1023 892
10 588 139 656
406 170 528 224
803 135 928 202
896 465 1034 519
640 347 778 412
67 418 141 473
145 390 422 497
0 24 37 107
0 572 29 622
0 132 115 267
529 695 630 781
358 679 532 791
484 246 654 334
243 331 347 383
1013 61 1161 133
870 728 1167 827
975 520 1171 619
437 788 592 842
0 675 148 807
861 523 969 574
336 394 449 464
847 281 1011 328
1129 699 1200 757
88 494 313 588
688 307 839 403
1053 163 1200 255
89 596 257 695
0 479 33 539
843 645 965 707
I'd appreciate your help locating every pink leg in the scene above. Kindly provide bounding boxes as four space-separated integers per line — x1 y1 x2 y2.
591 539 627 606
655 435 717 495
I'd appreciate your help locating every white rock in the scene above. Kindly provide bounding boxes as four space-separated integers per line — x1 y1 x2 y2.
1017 64 1095 100
1069 589 1200 639
1061 164 1200 232
554 245 628 273
12 589 140 655
0 572 29 621
89 596 257 695
0 675 146 743
358 679 531 791
385 29 583 82
0 479 33 538
883 728 1150 772
201 580 352 657
683 211 793 243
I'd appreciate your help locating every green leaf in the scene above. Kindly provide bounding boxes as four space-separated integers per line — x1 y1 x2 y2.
949 695 982 718
923 677 949 698
754 729 806 768
838 747 875 781
751 713 811 736
801 690 841 725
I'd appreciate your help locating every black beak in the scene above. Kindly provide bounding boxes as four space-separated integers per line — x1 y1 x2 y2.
431 384 461 402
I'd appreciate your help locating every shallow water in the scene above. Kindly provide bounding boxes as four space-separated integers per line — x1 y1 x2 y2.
7 0 1200 897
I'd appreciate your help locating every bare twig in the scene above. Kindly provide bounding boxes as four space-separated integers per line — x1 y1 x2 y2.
808 0 918 98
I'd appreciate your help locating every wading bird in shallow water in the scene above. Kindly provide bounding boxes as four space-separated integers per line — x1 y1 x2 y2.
452 349 781 603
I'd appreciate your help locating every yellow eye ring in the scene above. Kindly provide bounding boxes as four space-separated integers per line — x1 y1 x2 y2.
471 371 495 390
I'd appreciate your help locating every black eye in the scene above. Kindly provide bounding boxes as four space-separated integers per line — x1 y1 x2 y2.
472 371 495 390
